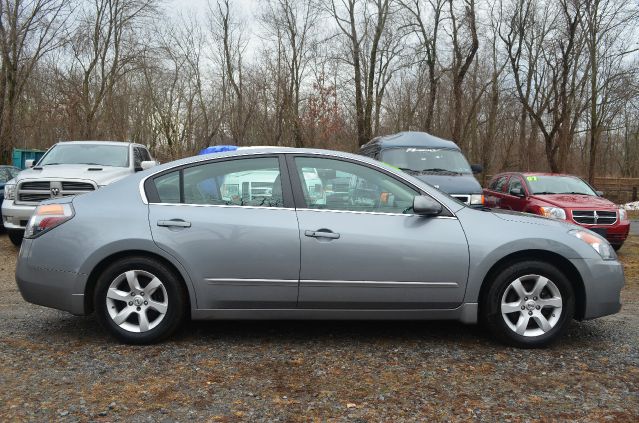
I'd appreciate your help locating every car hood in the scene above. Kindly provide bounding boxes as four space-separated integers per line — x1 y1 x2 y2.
490 208 576 229
412 173 482 195
14 165 132 186
530 194 616 209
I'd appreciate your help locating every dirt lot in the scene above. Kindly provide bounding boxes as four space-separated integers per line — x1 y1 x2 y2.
0 233 638 422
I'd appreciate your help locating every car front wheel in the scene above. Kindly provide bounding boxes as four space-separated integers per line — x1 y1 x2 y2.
482 260 575 348
94 256 187 344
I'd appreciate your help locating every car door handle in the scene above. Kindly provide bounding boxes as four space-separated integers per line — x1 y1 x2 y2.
305 230 340 239
157 219 191 228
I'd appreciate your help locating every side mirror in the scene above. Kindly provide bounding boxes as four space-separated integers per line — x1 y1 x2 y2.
412 195 443 216
509 187 524 197
595 190 604 197
25 159 34 168
471 164 483 174
140 161 157 171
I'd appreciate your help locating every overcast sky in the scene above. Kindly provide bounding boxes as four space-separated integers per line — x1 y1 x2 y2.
169 0 259 20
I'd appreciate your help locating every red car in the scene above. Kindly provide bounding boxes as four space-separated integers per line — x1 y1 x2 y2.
484 172 630 250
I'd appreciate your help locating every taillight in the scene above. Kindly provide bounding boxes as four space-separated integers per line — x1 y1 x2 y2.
24 203 74 239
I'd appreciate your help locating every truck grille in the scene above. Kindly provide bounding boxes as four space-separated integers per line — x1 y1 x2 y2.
17 180 96 204
572 210 617 225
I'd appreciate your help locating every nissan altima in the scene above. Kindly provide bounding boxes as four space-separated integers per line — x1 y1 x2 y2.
15 148 624 347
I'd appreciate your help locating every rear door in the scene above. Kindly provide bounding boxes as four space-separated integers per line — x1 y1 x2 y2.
289 155 470 309
146 155 300 309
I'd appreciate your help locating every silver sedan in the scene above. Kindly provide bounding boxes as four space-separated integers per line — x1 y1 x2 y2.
15 148 624 347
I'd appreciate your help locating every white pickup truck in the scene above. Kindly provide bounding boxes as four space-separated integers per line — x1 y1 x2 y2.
2 141 157 246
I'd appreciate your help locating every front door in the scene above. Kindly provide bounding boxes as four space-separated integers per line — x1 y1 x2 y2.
289 156 470 309
147 155 300 309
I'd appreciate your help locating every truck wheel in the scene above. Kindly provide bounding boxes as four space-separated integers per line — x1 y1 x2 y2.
8 230 24 246
94 256 188 344
481 260 575 348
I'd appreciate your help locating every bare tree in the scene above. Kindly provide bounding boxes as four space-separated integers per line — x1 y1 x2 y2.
399 0 444 132
260 0 320 147
582 0 639 182
209 0 253 145
448 0 479 148
63 0 159 139
329 0 396 147
0 0 68 160
502 0 587 172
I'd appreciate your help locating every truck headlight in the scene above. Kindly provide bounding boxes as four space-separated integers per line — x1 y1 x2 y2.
540 206 566 220
569 229 616 260
3 183 16 200
619 208 627 221
24 203 74 238
469 194 484 205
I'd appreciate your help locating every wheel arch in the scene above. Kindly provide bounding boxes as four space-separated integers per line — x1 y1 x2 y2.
84 250 195 315
477 249 586 321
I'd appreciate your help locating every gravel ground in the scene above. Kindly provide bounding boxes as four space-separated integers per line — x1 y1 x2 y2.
1 233 638 422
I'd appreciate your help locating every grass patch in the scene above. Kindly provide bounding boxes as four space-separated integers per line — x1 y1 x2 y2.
627 210 639 219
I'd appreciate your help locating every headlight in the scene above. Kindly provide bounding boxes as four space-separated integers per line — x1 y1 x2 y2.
569 229 616 260
539 206 566 220
3 183 16 200
24 203 74 238
619 208 627 221
469 194 484 205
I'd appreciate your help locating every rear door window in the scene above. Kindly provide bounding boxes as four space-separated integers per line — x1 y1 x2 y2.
491 176 508 192
150 157 284 208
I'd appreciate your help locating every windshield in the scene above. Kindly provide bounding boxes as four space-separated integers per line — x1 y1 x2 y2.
526 175 597 196
38 144 129 167
380 148 472 173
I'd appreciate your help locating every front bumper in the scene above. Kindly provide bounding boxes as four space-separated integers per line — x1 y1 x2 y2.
15 238 87 315
567 218 630 247
569 257 624 320
1 199 35 230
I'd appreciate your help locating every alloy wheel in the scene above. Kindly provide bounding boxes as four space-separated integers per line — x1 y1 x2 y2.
105 270 169 333
500 274 563 337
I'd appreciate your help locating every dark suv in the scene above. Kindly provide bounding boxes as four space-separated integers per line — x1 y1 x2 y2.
360 132 484 206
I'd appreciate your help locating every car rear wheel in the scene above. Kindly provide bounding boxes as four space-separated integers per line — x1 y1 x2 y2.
8 229 23 246
482 261 575 348
94 257 187 344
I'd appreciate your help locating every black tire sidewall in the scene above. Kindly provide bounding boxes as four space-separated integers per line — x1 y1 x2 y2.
483 261 575 348
94 256 186 344
8 230 23 246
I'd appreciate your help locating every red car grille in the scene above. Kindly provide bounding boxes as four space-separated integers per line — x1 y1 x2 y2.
571 210 617 225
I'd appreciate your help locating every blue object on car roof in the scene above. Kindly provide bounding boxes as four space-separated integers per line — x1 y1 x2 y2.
198 145 238 155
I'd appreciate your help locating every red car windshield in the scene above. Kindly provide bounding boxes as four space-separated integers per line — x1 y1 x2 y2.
526 175 597 196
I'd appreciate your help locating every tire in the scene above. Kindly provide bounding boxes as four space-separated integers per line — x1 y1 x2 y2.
611 243 623 252
94 256 188 344
8 229 24 246
481 260 575 348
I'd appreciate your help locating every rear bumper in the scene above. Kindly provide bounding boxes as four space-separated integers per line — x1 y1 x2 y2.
1 199 35 230
570 258 624 320
15 238 87 315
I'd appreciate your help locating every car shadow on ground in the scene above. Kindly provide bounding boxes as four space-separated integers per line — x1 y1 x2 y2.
25 310 614 351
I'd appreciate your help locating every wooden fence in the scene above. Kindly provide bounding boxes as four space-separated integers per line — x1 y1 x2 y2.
593 177 639 204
